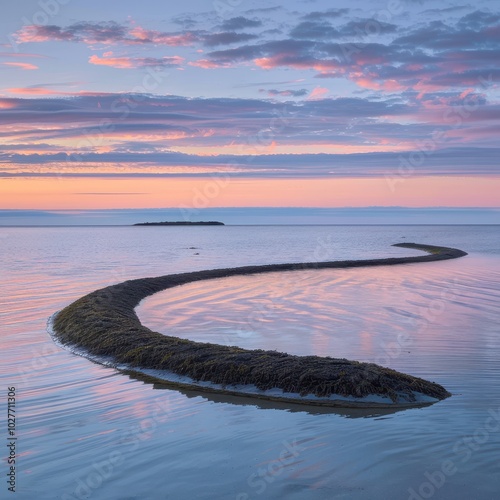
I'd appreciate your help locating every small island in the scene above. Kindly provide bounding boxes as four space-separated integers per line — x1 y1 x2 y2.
133 221 225 226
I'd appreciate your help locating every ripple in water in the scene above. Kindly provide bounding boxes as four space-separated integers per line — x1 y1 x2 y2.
2 226 500 499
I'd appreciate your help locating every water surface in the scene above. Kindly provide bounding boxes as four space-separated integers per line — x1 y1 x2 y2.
1 225 499 499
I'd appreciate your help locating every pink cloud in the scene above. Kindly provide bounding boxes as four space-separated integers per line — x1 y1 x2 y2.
15 23 198 47
0 52 48 59
128 27 197 46
89 53 184 69
459 88 475 99
5 87 111 96
6 87 59 95
15 26 55 43
254 56 343 74
89 54 134 69
253 57 276 69
3 62 38 70
189 59 233 69
307 86 329 100
0 99 17 109
354 77 408 92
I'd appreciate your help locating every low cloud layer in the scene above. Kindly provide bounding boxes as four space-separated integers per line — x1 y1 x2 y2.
0 90 498 178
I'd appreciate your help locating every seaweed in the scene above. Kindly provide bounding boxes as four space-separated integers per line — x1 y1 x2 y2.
52 243 467 406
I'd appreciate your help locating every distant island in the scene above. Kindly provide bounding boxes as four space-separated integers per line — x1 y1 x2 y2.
133 221 224 226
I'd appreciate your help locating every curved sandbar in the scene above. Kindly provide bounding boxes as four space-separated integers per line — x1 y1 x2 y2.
51 243 467 408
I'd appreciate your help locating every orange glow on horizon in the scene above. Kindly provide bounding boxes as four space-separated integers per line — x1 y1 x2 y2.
0 175 499 210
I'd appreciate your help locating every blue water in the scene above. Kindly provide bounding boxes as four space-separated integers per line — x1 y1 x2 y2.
1 225 499 499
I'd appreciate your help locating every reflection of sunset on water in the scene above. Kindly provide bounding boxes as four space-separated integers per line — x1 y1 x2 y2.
138 256 496 379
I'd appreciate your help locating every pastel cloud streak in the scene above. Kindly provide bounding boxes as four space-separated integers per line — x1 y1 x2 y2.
89 52 184 69
0 92 498 179
2 62 39 70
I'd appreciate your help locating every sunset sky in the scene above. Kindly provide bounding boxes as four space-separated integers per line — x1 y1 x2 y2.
1 0 499 223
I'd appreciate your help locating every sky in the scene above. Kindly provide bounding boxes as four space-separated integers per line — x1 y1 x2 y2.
0 0 499 224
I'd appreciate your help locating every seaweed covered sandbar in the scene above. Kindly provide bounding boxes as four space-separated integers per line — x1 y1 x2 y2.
50 243 467 408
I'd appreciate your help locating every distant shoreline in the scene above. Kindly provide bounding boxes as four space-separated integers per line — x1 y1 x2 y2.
51 243 466 408
133 221 225 226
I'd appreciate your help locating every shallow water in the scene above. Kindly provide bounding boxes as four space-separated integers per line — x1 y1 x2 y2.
1 225 500 499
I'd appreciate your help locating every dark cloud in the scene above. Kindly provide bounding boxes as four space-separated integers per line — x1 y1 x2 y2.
234 79 305 88
171 13 199 29
339 19 398 36
203 32 258 47
427 68 500 87
206 39 317 64
0 122 194 141
417 91 487 107
261 28 283 36
289 18 397 41
0 143 55 151
16 22 200 46
394 13 500 50
205 43 267 63
243 7 282 15
301 8 349 21
112 141 172 152
18 22 129 43
423 6 471 15
457 10 500 29
220 17 262 31
260 88 309 97
290 21 341 40
302 96 409 117
2 148 500 178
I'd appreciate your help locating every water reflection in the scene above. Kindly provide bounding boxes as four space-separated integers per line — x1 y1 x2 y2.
2 226 499 500
153 382 429 418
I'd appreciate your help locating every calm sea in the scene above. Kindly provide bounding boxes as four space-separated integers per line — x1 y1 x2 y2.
1 225 499 500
